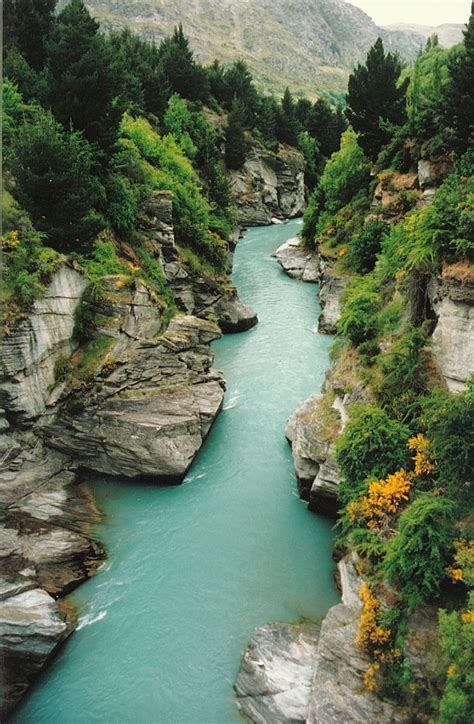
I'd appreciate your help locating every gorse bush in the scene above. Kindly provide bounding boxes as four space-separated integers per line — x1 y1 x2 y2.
336 405 411 504
337 275 381 347
383 494 455 608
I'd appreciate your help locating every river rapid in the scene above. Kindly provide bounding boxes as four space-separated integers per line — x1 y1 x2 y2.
13 219 338 723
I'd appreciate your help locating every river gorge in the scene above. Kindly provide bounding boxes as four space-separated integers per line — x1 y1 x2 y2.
11 219 338 723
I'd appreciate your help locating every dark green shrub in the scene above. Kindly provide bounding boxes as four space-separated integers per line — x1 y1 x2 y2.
337 276 381 346
383 494 455 608
347 219 389 274
336 405 411 503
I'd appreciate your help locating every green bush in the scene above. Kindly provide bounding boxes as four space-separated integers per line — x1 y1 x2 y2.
375 327 429 424
336 405 411 503
346 219 389 274
337 276 381 346
383 494 455 608
421 381 474 503
437 599 474 724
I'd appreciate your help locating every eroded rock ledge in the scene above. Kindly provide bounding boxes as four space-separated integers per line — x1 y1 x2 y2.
236 557 407 723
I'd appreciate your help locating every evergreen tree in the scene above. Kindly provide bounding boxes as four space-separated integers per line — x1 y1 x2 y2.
223 60 259 124
295 98 312 128
47 0 121 155
158 25 209 102
225 100 247 170
346 38 409 160
444 13 474 152
3 0 56 71
277 87 300 146
255 96 279 148
10 110 104 251
308 98 347 158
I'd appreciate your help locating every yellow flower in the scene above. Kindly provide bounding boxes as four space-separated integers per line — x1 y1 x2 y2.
338 246 347 257
447 664 457 678
127 262 141 273
461 611 474 624
115 280 126 288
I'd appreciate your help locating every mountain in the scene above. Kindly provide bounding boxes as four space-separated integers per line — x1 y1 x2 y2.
56 0 432 98
384 22 464 49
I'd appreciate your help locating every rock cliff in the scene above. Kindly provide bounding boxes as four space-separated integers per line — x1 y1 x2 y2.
0 192 255 716
229 144 306 227
236 557 406 723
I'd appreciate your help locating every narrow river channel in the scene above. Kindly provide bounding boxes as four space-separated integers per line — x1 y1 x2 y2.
13 219 339 723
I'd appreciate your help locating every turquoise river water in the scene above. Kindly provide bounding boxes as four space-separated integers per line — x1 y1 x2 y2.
13 219 339 723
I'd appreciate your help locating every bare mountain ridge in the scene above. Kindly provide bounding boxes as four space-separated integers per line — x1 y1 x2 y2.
59 0 465 97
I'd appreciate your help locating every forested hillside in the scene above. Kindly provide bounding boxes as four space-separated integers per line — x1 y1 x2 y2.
300 20 473 721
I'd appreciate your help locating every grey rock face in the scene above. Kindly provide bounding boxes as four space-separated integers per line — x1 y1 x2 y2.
417 157 454 190
318 260 349 334
0 579 73 718
274 237 319 282
45 316 225 481
235 622 321 723
285 394 342 511
140 192 258 333
428 275 474 391
229 144 306 226
0 267 89 423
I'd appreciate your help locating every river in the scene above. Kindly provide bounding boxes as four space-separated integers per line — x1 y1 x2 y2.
13 219 338 723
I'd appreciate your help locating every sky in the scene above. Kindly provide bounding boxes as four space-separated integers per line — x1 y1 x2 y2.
347 0 470 26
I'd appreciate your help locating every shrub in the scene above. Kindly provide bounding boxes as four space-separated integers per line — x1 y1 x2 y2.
346 219 389 274
383 494 455 608
336 405 411 504
437 598 474 724
337 276 381 347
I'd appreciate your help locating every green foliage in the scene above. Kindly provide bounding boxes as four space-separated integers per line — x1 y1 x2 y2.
134 243 176 316
438 601 474 723
375 327 429 425
383 494 455 608
1 192 64 331
105 175 139 239
347 38 409 160
120 115 227 270
75 237 125 280
3 0 56 71
302 129 371 246
158 24 209 103
3 47 49 104
277 87 299 146
407 41 453 144
10 109 104 251
2 78 25 149
164 94 198 158
298 131 323 190
225 100 247 170
307 98 347 158
421 382 474 503
336 405 410 504
443 14 474 153
337 275 381 346
47 0 121 153
346 219 389 274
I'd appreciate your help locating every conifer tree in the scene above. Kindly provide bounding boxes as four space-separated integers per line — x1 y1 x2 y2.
346 38 408 160
3 0 56 71
158 25 209 102
278 87 300 146
47 0 120 154
444 13 474 152
225 100 247 170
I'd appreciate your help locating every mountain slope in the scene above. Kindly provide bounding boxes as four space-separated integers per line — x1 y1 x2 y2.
57 0 431 97
384 22 464 49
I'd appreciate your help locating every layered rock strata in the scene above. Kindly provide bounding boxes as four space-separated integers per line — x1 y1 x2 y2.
229 144 306 226
236 557 407 723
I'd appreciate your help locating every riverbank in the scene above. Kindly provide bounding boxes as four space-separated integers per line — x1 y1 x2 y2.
11 219 339 722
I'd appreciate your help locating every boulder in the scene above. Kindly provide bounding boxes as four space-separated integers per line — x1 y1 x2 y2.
274 237 319 282
45 316 226 481
235 622 321 723
428 273 474 391
229 143 306 226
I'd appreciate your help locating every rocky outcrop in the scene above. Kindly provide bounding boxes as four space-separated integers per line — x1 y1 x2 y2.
307 558 407 724
273 237 319 282
229 144 305 226
0 267 89 424
428 272 474 392
285 394 343 514
235 622 321 723
236 557 407 724
138 192 258 333
45 315 225 481
318 258 349 334
0 436 104 717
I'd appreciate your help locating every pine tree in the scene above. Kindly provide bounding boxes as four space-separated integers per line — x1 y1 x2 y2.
444 13 474 152
3 0 56 71
158 25 209 102
308 98 347 158
225 100 247 170
11 110 104 251
346 38 409 160
278 87 300 146
256 96 279 147
47 0 120 154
